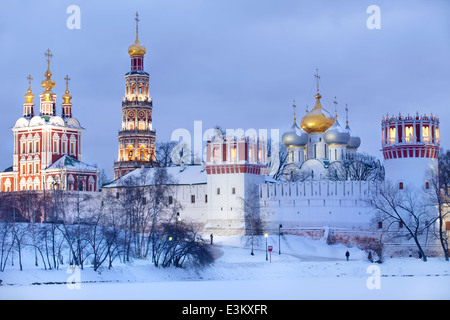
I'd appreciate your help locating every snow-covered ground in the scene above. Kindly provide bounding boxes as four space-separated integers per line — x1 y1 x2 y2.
1 235 450 300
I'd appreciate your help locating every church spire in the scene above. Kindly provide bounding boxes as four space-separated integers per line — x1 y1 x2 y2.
128 12 146 71
345 103 349 127
23 74 35 118
292 99 296 123
40 49 56 116
41 49 56 101
333 96 338 120
62 75 73 119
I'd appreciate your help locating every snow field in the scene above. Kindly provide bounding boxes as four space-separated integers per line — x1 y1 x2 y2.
1 235 450 300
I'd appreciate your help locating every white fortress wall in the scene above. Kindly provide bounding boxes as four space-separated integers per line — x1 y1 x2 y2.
260 180 379 231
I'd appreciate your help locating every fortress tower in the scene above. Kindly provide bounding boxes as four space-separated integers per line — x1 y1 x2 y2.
205 136 267 232
381 112 440 189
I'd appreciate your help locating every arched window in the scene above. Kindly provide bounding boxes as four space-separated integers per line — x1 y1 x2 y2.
399 182 404 190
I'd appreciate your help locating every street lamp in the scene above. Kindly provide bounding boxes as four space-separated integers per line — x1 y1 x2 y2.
264 233 268 261
279 224 282 255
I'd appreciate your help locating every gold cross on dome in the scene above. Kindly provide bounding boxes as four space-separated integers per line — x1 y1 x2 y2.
333 96 338 119
64 75 71 90
314 68 320 92
135 12 140 33
45 49 53 65
292 99 296 122
345 104 349 126
27 74 33 83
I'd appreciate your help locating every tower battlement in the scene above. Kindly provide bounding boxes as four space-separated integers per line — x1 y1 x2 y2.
381 112 440 160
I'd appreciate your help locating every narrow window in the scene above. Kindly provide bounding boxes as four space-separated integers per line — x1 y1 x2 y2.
191 195 195 203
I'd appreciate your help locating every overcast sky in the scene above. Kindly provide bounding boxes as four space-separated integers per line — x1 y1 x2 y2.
0 0 449 179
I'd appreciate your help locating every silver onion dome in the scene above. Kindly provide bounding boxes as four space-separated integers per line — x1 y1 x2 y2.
324 119 350 145
345 125 361 149
282 122 308 147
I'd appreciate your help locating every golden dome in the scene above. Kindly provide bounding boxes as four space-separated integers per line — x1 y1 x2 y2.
62 75 72 104
128 39 146 57
62 88 72 104
25 88 34 104
41 66 55 101
128 12 146 57
24 75 34 104
300 93 335 133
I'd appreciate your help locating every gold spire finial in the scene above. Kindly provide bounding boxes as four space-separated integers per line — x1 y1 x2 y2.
314 68 320 93
333 96 338 120
45 48 53 66
314 68 322 100
24 74 34 103
128 13 146 57
292 99 297 123
135 12 140 42
41 49 56 101
64 75 71 89
62 75 72 104
345 104 349 127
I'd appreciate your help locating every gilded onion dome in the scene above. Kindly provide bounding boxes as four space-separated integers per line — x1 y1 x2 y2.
41 49 55 101
324 119 350 145
128 38 146 57
24 75 34 103
62 75 72 105
128 12 146 57
282 121 308 147
300 93 335 133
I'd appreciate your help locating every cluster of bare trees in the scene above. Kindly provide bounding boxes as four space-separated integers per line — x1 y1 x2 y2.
367 149 450 262
326 152 385 182
0 168 213 272
107 167 213 268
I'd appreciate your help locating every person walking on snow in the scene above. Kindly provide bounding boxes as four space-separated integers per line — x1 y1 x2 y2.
345 250 350 261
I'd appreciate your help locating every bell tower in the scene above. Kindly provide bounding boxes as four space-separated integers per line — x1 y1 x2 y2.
114 13 157 180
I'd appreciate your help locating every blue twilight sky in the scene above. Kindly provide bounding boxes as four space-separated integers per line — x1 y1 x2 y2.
0 0 449 179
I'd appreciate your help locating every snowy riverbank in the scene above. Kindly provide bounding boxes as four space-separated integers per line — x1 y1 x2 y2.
1 235 450 300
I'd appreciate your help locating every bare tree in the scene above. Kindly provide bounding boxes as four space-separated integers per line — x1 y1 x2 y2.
158 220 213 268
239 184 265 255
0 222 13 272
267 141 287 181
425 148 450 260
367 181 434 261
156 141 177 167
327 152 385 181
